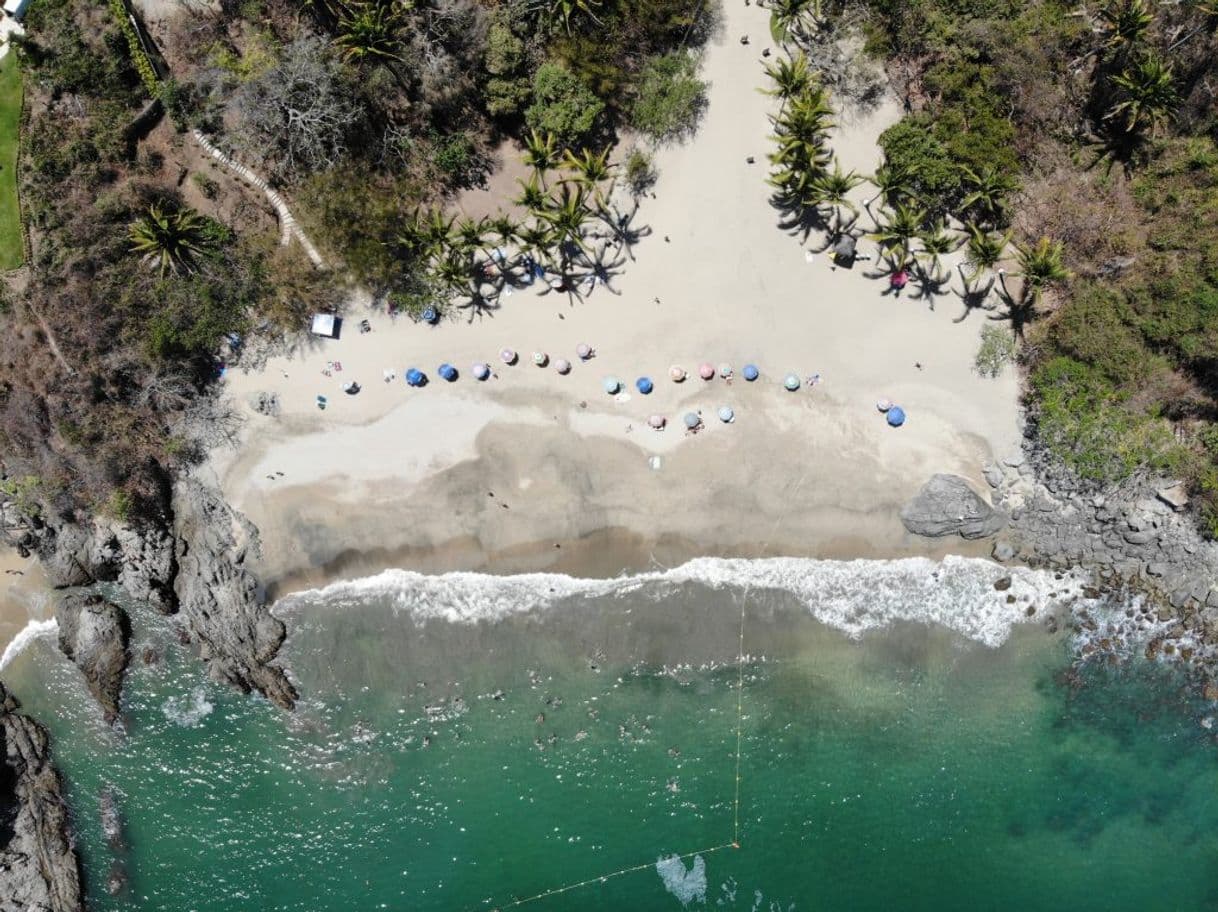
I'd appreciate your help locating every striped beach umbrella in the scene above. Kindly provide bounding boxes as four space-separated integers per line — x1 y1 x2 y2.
784 373 800 391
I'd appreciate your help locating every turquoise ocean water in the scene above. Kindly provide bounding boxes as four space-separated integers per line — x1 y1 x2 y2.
3 556 1217 911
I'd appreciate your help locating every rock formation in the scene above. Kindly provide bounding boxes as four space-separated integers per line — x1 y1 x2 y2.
900 474 1009 540
55 594 130 723
172 479 297 709
0 684 83 912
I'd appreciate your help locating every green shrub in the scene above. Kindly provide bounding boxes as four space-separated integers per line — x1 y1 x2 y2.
974 324 1016 378
630 50 707 142
432 132 482 186
484 18 531 119
1031 356 1182 482
624 147 657 194
1047 284 1156 387
525 62 604 148
877 117 962 214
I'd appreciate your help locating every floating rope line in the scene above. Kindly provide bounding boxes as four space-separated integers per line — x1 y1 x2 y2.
495 843 737 910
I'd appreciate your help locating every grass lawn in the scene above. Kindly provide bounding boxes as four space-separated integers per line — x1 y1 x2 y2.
0 52 22 270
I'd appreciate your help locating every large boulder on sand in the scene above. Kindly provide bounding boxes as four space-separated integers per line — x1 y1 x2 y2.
56 593 130 723
901 474 1009 540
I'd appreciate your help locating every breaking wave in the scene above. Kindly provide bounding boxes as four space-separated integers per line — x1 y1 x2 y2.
280 555 1097 648
0 618 58 671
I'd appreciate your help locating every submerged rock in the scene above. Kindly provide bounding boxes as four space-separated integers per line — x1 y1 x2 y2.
900 474 1009 540
56 593 130 723
0 683 84 912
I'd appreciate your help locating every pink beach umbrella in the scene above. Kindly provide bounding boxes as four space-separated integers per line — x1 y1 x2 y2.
576 343 594 360
648 414 666 430
500 348 517 365
555 358 572 374
876 398 893 412
698 362 715 380
669 365 686 382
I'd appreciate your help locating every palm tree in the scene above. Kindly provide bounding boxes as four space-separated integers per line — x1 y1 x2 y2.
514 173 549 213
763 51 815 101
997 236 1068 335
869 202 926 264
420 208 455 258
808 159 863 235
1105 53 1178 136
540 183 591 279
562 146 614 204
960 165 1017 227
334 2 404 65
522 130 561 182
768 0 822 44
1098 0 1153 57
128 203 210 277
959 222 1009 290
915 221 960 283
866 159 917 211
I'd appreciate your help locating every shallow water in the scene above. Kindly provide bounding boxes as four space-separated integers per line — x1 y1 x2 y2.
6 558 1218 911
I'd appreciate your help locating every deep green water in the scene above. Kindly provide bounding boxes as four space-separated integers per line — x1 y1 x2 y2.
5 559 1218 911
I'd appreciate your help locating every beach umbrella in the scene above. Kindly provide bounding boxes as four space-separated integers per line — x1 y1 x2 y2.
648 414 666 429
833 235 857 264
602 376 621 394
742 364 759 381
533 352 549 367
500 348 518 365
719 363 733 379
405 368 425 387
887 406 906 427
555 358 572 375
698 362 715 380
473 362 490 381
718 406 735 423
683 412 702 429
438 363 458 382
784 373 800 391
576 343 594 360
876 398 892 412
422 306 438 325
669 365 686 382
636 376 654 394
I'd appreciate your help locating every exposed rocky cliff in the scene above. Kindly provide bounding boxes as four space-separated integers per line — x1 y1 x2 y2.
171 478 297 709
55 593 130 724
2 477 296 710
0 684 83 912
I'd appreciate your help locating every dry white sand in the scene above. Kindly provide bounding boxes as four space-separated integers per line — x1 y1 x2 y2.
210 0 1021 587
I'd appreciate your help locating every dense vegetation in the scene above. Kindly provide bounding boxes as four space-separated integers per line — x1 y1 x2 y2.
0 0 711 525
772 0 1218 534
0 53 23 270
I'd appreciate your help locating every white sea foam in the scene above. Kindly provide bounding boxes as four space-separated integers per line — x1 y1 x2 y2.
0 618 58 671
283 555 1097 648
656 853 708 905
162 688 215 727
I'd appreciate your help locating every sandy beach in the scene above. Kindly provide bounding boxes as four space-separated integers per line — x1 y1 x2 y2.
210 0 1021 591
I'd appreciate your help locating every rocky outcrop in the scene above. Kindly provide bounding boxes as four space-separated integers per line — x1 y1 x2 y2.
55 594 130 723
982 440 1218 694
0 684 83 912
900 473 1009 539
172 479 297 709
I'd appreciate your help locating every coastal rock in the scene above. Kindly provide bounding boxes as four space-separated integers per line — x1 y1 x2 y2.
172 479 297 710
992 540 1016 562
0 683 84 912
900 474 1008 540
55 594 130 723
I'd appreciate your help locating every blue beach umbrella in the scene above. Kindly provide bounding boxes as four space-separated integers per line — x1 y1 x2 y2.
784 373 800 391
742 364 759 381
405 368 426 387
636 376 654 394
438 363 458 382
718 406 735 423
683 412 702 429
887 406 907 427
602 376 621 394
422 307 438 325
